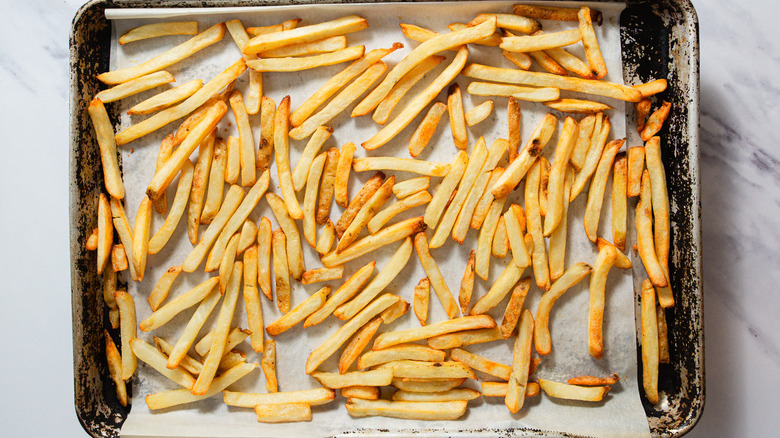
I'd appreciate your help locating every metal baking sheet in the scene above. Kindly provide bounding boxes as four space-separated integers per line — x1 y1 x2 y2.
69 1 702 436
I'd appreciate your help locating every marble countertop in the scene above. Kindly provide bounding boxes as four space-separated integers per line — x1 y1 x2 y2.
1 0 778 436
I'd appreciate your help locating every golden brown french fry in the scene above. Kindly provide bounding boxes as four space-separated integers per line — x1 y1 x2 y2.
245 23 285 37
414 232 459 319
96 71 174 104
148 160 194 254
541 116 578 238
392 388 479 402
242 15 368 54
500 278 531 338
413 277 430 326
612 152 628 250
303 153 328 247
368 190 431 234
469 12 541 33
545 99 613 113
99 23 225 85
470 260 524 315
570 113 596 171
534 263 592 355
409 102 447 158
641 280 659 403
538 379 609 401
346 398 467 420
482 381 540 397
187 132 215 243
272 229 291 313
272 96 303 219
227 91 256 187
475 196 506 280
321 217 425 268
314 368 393 388
358 344 445 369
505 205 531 269
236 220 257 256
256 217 273 300
147 266 181 311
373 315 495 350
317 147 339 225
242 245 263 352
224 387 337 407
637 171 668 288
500 28 582 53
96 194 113 274
316 220 337 255
634 79 667 98
140 277 219 332
513 4 603 24
658 305 670 364
262 339 277 392
627 146 645 198
87 99 125 199
131 196 152 281
578 6 607 79
424 151 467 229
131 339 196 389
539 156 550 218
506 97 522 161
506 309 534 413
254 403 311 423
111 244 128 273
568 374 620 386
470 167 504 230
641 101 672 141
525 159 550 290
340 317 383 374
145 363 256 410
596 238 631 269
306 294 400 374
491 113 557 198
194 326 249 358
114 291 137 380
548 170 573 281
393 177 430 200
109 197 137 281
335 142 356 208
502 50 533 70
571 114 610 201
447 84 468 150
544 46 593 79
584 138 624 242
86 228 98 251
450 348 511 381
257 96 275 170
645 137 674 307
265 192 306 280
291 45 402 126
391 378 465 393
119 21 198 45
301 267 344 285
353 157 452 177
166 287 220 370
427 327 502 350
465 100 493 127
456 250 476 315
259 35 347 58
290 62 386 141
104 330 127 406
462 64 642 102
377 360 475 380
373 55 444 126
267 286 329 336
466 82 560 102
200 137 225 224
636 98 652 132
588 244 618 359
304 261 375 327
335 237 413 321
336 172 385 238
224 20 262 116
338 176 395 252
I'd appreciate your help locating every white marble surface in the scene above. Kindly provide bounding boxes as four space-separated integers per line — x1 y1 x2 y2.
0 0 778 436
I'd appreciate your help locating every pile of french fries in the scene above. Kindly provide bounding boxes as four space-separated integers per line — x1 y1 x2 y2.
85 3 674 426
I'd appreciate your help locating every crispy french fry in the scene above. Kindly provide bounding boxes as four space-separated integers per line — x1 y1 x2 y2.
492 113 557 198
534 263 592 355
145 363 256 410
525 159 550 290
641 281 659 404
545 98 613 113
316 220 337 255
393 177 430 200
104 330 127 406
243 15 368 54
156 335 202 375
200 137 226 224
100 23 224 85
501 28 582 53
265 192 305 280
166 288 220 370
505 204 531 269
111 244 128 272
131 339 196 389
636 98 652 132
86 228 98 251
224 387 336 407
96 194 113 274
346 398 467 420
322 217 425 268
272 229 291 313
335 142 356 208
109 198 138 281
470 260 524 316
471 167 504 230
466 82 560 102
119 21 198 45
414 233 459 319
272 96 304 219
392 378 465 393
306 294 400 374
140 277 219 332
187 132 215 243
259 35 347 58
465 100 493 127
571 114 610 201
373 55 444 125
447 84 468 150
645 137 674 307
194 327 249 357
612 152 628 250
336 172 385 238
148 266 182 311
257 96 275 170
242 245 263 352
131 196 152 281
377 360 475 380
545 46 593 79
539 156 550 218
578 6 607 79
424 151 467 229
373 315 495 350
381 297 409 326
462 64 642 102
637 171 668 288
538 378 609 401
409 102 447 157
506 309 534 413
427 327 502 350
304 261 375 327
584 138 624 242
503 50 533 70
115 291 137 380
568 374 620 386
303 153 328 247
640 101 672 141
549 170 573 281
335 237 413 320
358 344 445 370
368 190 431 234
256 217 273 300
469 13 541 33
456 250 476 315
227 91 256 186
267 286 329 336
482 381 540 397
513 4 603 24
451 348 511 381
302 267 344 285
634 79 667 98
392 388 480 402
236 219 257 256
317 147 340 225
338 176 395 252
103 266 118 310
413 277 430 326
224 20 262 115
506 97 522 161
658 305 670 363
500 277 531 338
88 99 125 199
314 368 393 388
475 196 506 280
340 317 383 374
588 244 618 359
596 238 632 269
570 113 596 170
353 157 451 177
96 71 174 105
627 146 645 198
254 403 311 423
262 339 277 392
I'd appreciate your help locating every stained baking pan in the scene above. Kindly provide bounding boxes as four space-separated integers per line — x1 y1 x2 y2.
70 0 701 436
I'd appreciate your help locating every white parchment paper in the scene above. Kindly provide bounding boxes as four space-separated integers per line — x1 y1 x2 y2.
106 2 652 436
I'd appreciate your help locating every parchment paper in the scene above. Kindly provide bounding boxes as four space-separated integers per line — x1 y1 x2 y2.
106 2 652 436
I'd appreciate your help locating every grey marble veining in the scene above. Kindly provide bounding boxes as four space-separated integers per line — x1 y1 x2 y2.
0 0 779 436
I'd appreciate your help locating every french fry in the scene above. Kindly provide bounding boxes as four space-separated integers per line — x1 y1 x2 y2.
317 148 340 225
130 339 196 389
103 268 118 310
596 238 632 269
469 13 541 33
466 82 560 102
148 266 182 311
338 176 395 252
336 172 385 238
228 91 256 186
424 151 467 229
506 309 534 413
470 260 524 316
513 4 603 24
303 153 328 247
465 100 494 127
571 114 610 201
353 156 452 177
470 167 504 230
373 315 495 350
612 152 628 250
257 96 275 170
306 294 400 374
427 327 502 350
645 137 674 307
104 331 127 406
259 35 347 58
544 46 593 79
391 378 465 393
578 6 607 79
548 170 573 281
223 387 336 407
570 113 596 171
354 18 496 118
393 177 430 200
296 64 389 141
304 261 375 327
500 277 532 338
398 23 438 44
256 217 273 300
131 196 152 281
111 244 128 273
194 327 249 357
634 79 667 98
314 368 392 388
507 97 522 161
291 45 402 126
448 23 503 46
482 381 540 397
636 98 652 132
200 137 226 224
377 53 445 125
380 299 409 326
525 159 550 290
116 59 245 145
413 277 430 326
640 101 672 141
187 132 215 243
241 245 263 352
242 15 368 54
244 22 288 37
377 360 475 380
414 233 459 319
140 277 219 332
227 135 240 182
86 228 98 251
658 305 670 363
505 205 531 269
254 403 311 423
462 64 642 102
262 339 278 392
99 23 225 85
340 317 383 374
322 217 425 268
368 190 431 234
454 250 476 315
236 220 257 256
266 286 329 336
96 194 113 274
627 146 645 198
534 263 592 355
500 28 582 53
409 102 447 157
147 100 227 201
475 197 506 280
545 99 613 114
224 20 262 115
538 379 609 402
392 388 480 402
266 192 306 280
584 138 624 242
503 50 533 70
273 96 304 219
335 142 356 208
588 244 618 359
451 348 511 381
114 291 137 380
491 113 557 198
145 363 256 410
358 344 445 369
335 237 413 320
166 288 220 370
346 398 467 420
446 84 468 150
109 198 138 281
637 171 668 288
96 71 174 105
87 99 125 199
302 267 344 285
119 21 198 45
316 220 337 255
568 374 620 386
272 229 291 313
539 156 550 217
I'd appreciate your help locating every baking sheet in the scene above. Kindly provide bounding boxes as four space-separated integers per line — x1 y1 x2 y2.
104 2 652 436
